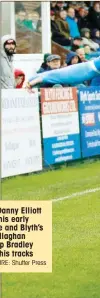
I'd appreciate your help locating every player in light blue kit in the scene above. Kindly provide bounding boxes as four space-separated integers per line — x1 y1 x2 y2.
26 57 100 88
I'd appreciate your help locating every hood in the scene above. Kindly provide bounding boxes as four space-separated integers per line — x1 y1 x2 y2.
1 35 16 49
91 29 99 38
44 53 51 63
1 35 16 61
66 51 80 65
14 69 25 88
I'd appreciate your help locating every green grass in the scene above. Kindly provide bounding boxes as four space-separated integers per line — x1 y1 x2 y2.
2 160 100 201
2 160 100 298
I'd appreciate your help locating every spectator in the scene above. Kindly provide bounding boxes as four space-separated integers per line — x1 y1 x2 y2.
66 7 80 38
1 35 16 88
89 2 100 30
50 2 57 13
50 1 67 13
81 28 99 51
55 2 65 12
55 9 70 39
16 9 40 32
84 44 100 60
27 11 40 31
37 53 51 73
14 69 25 88
76 47 87 62
27 54 61 88
45 54 61 70
84 45 92 60
91 29 100 47
15 9 27 29
15 2 25 14
77 7 90 31
70 2 85 17
84 6 89 17
66 51 81 65
37 54 61 75
51 11 71 47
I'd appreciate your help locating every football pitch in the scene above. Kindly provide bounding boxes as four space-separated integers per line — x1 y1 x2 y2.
2 160 100 298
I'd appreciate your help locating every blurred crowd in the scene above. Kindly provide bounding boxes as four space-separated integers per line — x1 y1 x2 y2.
50 1 100 55
32 1 100 87
15 1 100 88
15 2 42 33
1 1 100 89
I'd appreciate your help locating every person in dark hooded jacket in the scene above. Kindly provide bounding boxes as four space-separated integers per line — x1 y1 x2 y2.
91 29 100 47
66 51 86 86
66 51 81 66
37 53 51 73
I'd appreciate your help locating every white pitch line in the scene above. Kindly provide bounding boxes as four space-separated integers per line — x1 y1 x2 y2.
52 187 100 203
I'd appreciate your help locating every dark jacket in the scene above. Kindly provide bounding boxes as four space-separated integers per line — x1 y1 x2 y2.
91 29 100 47
66 51 81 65
88 7 100 30
37 65 52 74
77 16 90 31
55 17 70 39
51 20 71 46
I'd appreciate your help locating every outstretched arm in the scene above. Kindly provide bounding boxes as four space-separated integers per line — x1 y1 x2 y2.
26 57 100 88
26 76 43 89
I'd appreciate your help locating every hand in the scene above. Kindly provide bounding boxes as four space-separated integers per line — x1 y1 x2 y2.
25 82 35 93
25 82 30 89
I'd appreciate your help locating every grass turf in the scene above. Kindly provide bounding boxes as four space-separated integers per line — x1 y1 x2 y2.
1 160 100 298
